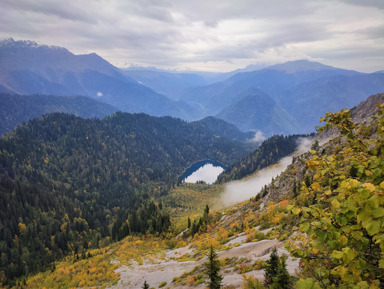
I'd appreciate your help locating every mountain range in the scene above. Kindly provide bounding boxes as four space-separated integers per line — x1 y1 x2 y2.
1 37 384 287
0 38 198 120
1 38 384 136
0 93 118 135
182 60 384 133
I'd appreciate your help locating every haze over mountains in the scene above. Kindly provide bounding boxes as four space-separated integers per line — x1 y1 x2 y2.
0 38 198 121
1 38 384 136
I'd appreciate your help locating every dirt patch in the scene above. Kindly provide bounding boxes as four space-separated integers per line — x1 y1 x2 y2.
224 233 246 246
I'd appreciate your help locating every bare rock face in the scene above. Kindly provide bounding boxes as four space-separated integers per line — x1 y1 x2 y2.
350 92 384 123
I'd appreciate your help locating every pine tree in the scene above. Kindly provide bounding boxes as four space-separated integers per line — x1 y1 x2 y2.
205 245 222 289
142 280 150 289
311 140 319 150
271 258 292 289
203 204 210 223
264 248 279 287
292 180 298 197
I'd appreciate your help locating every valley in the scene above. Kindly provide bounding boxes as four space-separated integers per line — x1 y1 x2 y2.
0 92 382 289
0 32 384 288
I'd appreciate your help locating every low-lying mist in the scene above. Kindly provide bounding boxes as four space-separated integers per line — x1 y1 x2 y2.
221 137 315 207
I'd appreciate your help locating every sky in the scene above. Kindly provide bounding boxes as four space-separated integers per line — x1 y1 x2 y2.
1 0 384 72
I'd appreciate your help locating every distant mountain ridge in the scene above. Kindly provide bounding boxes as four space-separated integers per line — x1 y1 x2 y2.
0 93 118 135
217 88 301 135
1 38 384 136
182 60 384 134
0 92 253 144
0 38 198 120
121 69 207 100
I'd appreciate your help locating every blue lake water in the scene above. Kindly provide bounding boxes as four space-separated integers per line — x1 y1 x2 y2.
180 160 226 185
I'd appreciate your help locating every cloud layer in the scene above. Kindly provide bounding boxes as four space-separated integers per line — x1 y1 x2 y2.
1 0 384 72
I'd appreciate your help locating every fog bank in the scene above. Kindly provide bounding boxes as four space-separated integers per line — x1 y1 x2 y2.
221 137 314 207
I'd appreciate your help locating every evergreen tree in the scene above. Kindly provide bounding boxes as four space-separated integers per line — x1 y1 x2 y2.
264 248 279 287
271 258 292 289
205 245 222 289
142 280 150 289
292 180 298 197
311 140 319 150
304 175 311 187
203 204 210 222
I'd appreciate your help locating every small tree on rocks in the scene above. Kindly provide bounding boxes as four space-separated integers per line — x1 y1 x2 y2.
205 245 222 289
264 248 279 287
142 280 150 289
271 258 292 289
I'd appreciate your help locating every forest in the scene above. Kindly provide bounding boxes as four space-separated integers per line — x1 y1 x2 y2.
0 112 248 284
217 134 311 183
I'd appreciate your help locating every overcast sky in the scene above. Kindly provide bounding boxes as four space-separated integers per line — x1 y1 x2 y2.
1 0 384 72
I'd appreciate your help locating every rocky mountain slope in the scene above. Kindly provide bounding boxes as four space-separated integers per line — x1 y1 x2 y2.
260 92 384 204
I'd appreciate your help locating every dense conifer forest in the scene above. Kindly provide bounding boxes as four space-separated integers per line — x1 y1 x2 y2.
0 112 248 284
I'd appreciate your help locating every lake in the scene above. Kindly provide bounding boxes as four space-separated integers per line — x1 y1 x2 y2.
179 160 227 185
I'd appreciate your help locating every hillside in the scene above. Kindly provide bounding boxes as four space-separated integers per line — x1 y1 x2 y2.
191 116 254 142
216 88 301 135
217 134 311 184
261 92 384 204
0 93 118 135
8 93 382 289
0 112 249 285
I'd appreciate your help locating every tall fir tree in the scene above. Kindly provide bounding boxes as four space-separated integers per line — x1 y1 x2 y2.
264 248 279 287
203 204 210 222
271 258 292 289
205 245 222 289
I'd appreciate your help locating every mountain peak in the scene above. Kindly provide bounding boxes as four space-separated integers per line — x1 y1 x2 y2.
0 37 70 53
267 59 336 73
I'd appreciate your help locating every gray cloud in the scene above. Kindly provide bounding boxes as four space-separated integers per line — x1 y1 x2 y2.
339 0 384 10
0 0 383 72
